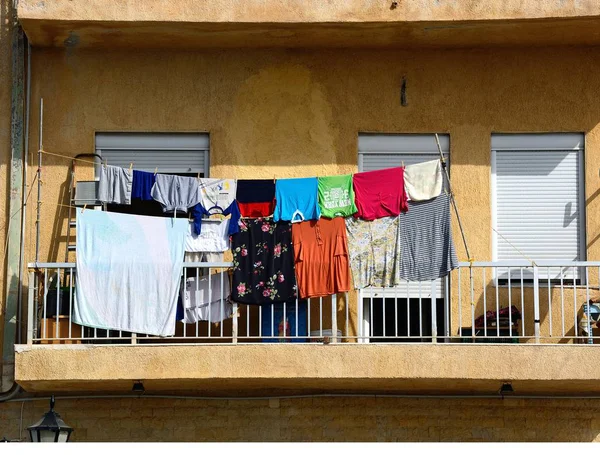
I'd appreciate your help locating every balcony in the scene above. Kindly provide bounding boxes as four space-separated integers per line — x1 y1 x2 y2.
15 260 600 396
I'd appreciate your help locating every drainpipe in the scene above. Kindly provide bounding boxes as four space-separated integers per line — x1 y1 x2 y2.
1 5 25 400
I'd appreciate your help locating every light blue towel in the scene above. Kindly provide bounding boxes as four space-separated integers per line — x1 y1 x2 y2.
274 177 320 222
73 210 188 336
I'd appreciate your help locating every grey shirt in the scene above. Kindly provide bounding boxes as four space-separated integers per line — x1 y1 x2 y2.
98 165 132 205
399 192 458 281
151 174 201 213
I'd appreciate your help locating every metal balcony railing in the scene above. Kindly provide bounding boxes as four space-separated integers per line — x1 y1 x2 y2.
25 261 600 345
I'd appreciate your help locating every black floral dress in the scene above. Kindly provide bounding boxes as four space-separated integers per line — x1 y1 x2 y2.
231 217 297 304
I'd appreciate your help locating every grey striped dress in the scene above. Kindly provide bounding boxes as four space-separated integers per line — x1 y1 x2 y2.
399 192 458 281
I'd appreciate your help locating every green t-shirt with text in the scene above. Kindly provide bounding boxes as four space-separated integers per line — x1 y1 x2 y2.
317 174 358 218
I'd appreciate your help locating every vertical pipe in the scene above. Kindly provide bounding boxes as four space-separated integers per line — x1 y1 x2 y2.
4 23 25 377
430 280 437 343
561 269 565 338
444 274 450 340
483 268 487 338
331 294 338 343
17 39 32 345
357 290 363 343
507 267 512 338
547 267 552 338
68 268 73 339
35 98 43 263
586 267 591 345
520 268 525 337
27 271 34 345
458 268 462 338
55 268 60 340
533 265 541 343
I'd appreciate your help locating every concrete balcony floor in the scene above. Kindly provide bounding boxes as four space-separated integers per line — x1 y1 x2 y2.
15 343 600 396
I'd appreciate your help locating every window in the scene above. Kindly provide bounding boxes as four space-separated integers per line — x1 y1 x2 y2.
491 133 585 280
358 133 450 342
94 132 210 217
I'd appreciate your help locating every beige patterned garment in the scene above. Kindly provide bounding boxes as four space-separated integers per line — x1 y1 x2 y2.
344 216 401 289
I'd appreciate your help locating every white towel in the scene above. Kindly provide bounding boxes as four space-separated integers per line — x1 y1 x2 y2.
404 159 443 202
74 210 188 336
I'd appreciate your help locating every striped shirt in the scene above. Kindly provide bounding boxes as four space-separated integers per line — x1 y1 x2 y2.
399 192 458 281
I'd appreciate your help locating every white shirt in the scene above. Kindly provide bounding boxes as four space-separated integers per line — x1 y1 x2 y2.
184 219 230 253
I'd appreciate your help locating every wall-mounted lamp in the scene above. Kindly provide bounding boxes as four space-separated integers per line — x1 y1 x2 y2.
132 380 145 394
27 396 73 442
499 382 514 396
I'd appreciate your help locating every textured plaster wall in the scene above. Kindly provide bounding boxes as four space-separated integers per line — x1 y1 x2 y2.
17 0 600 23
20 45 600 344
2 396 600 442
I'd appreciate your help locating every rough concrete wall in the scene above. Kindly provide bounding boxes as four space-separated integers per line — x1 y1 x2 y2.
21 46 600 342
2 396 600 442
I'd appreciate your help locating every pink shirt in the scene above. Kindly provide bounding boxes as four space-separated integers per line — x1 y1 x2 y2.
352 167 408 220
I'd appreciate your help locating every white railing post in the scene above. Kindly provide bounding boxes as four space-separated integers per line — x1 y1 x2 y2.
331 293 338 343
27 270 35 345
232 302 238 344
431 280 437 343
533 264 541 343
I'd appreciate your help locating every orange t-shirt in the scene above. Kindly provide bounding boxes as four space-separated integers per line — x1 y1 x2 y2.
291 218 351 299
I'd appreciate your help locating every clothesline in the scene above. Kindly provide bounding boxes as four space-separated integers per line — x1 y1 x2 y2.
37 146 474 261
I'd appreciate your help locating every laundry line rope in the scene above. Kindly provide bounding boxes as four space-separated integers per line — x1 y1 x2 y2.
492 227 538 267
39 150 100 166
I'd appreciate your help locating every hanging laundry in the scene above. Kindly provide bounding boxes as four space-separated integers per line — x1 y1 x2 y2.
274 177 320 223
73 210 187 337
151 174 200 213
236 179 276 218
180 273 233 324
131 170 156 201
345 216 401 289
184 219 231 253
198 178 237 212
231 218 297 304
98 164 132 205
404 159 443 202
184 251 223 263
317 174 358 218
189 201 240 237
352 167 408 220
291 218 351 299
399 193 458 281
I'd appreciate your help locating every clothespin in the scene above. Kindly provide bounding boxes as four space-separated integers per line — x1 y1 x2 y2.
197 172 201 179
129 162 133 172
402 160 405 168
273 175 276 184
81 204 87 213
154 167 158 175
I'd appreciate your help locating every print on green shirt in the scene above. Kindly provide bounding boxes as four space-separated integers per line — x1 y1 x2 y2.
317 174 358 218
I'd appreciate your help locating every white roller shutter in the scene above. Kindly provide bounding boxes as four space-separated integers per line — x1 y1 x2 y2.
492 133 585 279
358 133 450 298
95 132 209 175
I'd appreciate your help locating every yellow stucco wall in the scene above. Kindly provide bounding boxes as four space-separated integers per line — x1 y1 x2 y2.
19 45 600 345
3 396 600 442
17 0 600 23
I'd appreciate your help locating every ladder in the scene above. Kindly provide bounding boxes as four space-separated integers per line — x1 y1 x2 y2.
65 154 104 261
